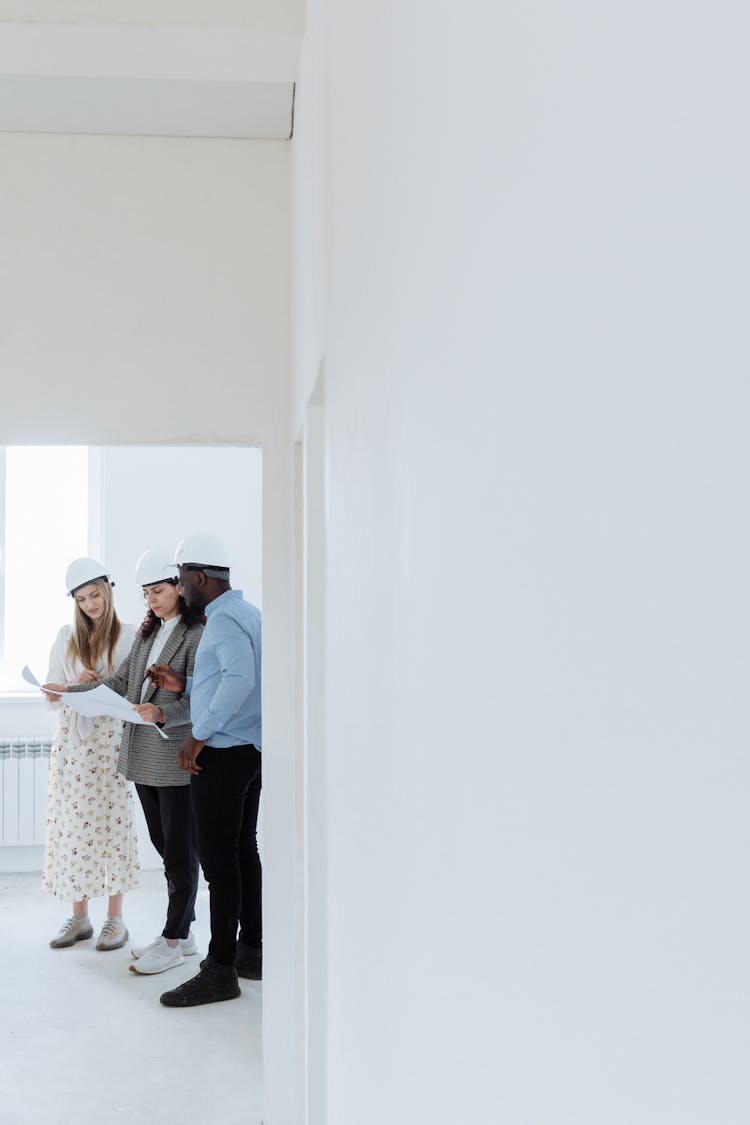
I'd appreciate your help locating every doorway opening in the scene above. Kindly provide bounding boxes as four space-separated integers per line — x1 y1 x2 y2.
0 441 265 1122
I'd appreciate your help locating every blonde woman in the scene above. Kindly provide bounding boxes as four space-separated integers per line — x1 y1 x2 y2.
43 557 139 951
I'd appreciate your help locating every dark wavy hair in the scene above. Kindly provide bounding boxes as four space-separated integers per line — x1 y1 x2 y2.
137 580 204 640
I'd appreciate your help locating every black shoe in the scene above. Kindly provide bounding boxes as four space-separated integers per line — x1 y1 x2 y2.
199 941 262 980
159 957 240 1008
236 940 262 980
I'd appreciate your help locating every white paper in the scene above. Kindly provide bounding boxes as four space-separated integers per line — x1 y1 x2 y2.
22 665 41 687
26 665 168 739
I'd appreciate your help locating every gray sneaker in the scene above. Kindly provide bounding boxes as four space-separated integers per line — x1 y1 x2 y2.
96 915 129 951
50 915 94 949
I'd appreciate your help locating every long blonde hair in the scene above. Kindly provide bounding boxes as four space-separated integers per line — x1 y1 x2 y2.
66 579 123 673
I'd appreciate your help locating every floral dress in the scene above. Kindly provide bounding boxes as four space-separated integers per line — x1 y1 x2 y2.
42 624 141 902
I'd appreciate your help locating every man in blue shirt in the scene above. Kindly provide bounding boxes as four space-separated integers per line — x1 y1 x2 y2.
147 532 262 1008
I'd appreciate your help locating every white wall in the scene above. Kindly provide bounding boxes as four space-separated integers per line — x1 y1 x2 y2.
99 445 263 625
0 133 288 446
0 130 295 1121
292 3 750 1124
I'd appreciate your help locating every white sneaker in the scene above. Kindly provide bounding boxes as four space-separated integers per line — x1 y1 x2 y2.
131 930 197 959
180 931 198 957
128 935 184 975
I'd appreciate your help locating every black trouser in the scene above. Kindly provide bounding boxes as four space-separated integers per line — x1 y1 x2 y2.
190 744 262 967
135 783 200 941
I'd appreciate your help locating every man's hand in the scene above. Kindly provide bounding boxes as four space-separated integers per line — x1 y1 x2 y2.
146 663 186 693
178 734 206 775
133 703 165 724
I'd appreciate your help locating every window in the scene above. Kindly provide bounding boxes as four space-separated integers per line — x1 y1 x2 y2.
0 447 90 692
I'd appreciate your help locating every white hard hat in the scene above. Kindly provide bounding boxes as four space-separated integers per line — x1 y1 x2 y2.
65 557 111 596
135 548 178 588
174 533 231 573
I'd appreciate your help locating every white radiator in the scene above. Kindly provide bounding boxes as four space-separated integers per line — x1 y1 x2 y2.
0 738 51 846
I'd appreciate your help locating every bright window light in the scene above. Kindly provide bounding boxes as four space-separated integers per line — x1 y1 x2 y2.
2 447 88 691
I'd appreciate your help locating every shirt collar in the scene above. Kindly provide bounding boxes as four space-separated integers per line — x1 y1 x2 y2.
204 589 242 617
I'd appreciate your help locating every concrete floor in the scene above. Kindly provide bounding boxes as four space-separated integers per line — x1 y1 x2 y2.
0 868 263 1125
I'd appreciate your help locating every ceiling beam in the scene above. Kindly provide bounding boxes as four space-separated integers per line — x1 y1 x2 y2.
0 23 301 83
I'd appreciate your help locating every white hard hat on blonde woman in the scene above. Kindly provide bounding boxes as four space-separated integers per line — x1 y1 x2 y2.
65 557 111 596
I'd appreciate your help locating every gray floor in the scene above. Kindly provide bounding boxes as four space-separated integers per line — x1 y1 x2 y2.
0 868 262 1125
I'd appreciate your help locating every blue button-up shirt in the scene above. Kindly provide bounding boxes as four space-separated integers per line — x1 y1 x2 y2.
187 589 262 749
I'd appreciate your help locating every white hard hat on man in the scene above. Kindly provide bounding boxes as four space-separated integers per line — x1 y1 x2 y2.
174 533 231 579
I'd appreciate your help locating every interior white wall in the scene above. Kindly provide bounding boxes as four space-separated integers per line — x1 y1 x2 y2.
298 400 328 1125
99 445 263 626
0 129 296 1123
291 0 326 438
0 133 288 445
292 3 750 1124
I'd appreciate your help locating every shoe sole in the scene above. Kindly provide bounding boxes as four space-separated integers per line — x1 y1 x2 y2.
128 957 184 975
50 928 94 949
159 986 241 1008
237 966 262 980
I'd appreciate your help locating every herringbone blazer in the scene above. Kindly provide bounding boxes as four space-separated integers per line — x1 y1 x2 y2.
67 618 203 786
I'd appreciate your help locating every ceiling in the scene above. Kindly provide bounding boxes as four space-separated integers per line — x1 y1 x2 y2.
0 22 301 139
